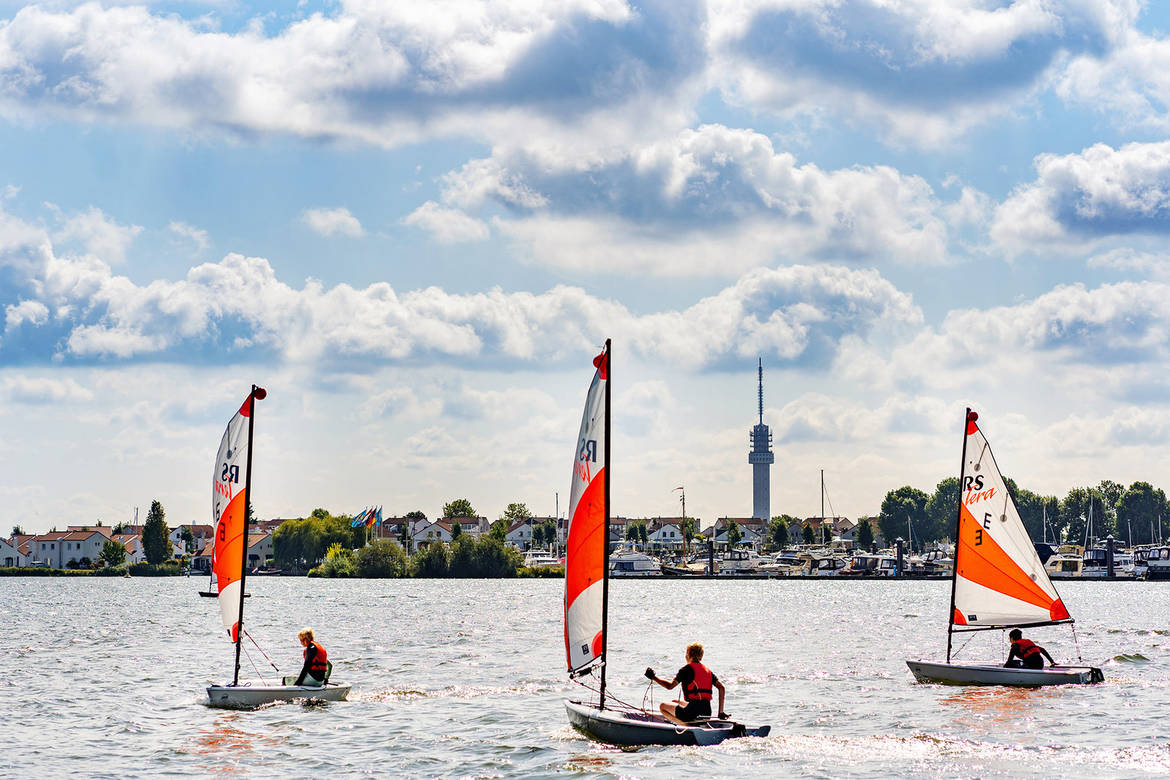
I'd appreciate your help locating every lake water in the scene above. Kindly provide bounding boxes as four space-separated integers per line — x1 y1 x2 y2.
4 576 1168 778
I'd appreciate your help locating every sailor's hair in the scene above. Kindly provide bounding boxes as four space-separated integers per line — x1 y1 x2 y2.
686 643 704 661
1008 629 1022 640
298 628 315 642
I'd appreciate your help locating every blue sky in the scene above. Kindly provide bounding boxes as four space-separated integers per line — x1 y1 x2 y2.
4 0 1170 533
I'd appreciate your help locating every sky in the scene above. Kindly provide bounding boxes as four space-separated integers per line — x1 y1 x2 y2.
5 0 1170 534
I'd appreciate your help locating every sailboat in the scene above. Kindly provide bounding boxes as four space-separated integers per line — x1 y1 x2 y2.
206 386 350 708
562 341 770 745
906 409 1104 686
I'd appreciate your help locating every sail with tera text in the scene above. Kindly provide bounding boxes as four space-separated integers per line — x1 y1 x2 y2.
952 411 1071 629
564 347 608 674
212 393 254 641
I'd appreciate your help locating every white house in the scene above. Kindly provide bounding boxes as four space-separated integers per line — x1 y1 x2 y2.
0 537 26 567
504 520 534 549
170 524 215 556
114 534 147 565
647 522 684 550
709 518 765 549
412 520 451 547
246 532 273 568
31 530 108 568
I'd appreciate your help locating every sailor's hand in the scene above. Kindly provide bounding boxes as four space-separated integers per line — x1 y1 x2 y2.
644 667 655 680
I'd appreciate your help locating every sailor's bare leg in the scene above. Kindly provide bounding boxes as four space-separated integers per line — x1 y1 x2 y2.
659 701 688 726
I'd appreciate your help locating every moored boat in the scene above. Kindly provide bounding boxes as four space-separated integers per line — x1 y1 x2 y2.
562 342 769 746
906 409 1103 687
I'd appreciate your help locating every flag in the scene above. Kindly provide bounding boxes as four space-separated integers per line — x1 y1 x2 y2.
374 506 383 526
351 508 370 527
365 505 378 527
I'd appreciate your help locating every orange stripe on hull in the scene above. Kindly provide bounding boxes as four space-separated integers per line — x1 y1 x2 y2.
957 505 1056 612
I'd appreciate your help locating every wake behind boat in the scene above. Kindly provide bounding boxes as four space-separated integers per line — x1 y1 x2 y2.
906 409 1103 687
562 342 769 746
205 385 350 709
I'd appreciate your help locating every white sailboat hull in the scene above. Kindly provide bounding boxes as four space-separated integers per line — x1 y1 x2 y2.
906 660 1103 687
564 699 769 746
207 681 351 708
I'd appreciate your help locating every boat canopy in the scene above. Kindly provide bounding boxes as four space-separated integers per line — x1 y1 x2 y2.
564 347 608 676
212 393 255 642
952 412 1071 631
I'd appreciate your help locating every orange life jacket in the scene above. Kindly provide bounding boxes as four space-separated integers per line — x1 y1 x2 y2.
684 662 713 702
1013 638 1042 659
305 641 328 676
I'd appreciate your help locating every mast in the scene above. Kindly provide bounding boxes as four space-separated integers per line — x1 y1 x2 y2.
820 469 824 523
946 408 973 664
598 339 612 710
233 384 260 686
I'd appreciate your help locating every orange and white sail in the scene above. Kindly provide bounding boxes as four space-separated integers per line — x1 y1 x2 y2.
952 411 1071 628
564 346 608 674
212 393 255 641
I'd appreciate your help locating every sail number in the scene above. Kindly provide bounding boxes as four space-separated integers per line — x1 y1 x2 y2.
974 513 992 546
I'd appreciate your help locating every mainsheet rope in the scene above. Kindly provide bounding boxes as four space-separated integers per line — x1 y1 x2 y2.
243 629 281 673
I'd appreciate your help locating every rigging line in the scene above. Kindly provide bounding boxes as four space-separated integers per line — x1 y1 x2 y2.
243 629 280 672
240 643 268 686
571 675 647 714
950 631 978 659
1071 622 1084 663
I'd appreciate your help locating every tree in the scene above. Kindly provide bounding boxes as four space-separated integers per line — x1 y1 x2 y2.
356 540 409 578
532 523 545 548
100 539 126 568
923 477 959 543
878 486 929 548
801 524 814 545
112 522 126 535
489 518 508 540
1060 487 1113 544
10 525 24 536
856 519 874 549
179 526 195 554
142 500 173 565
405 510 427 520
411 542 451 577
768 516 790 549
726 520 741 547
1116 481 1168 546
822 523 832 544
310 508 330 520
314 542 357 578
450 520 463 541
542 520 558 551
273 512 358 570
445 499 477 518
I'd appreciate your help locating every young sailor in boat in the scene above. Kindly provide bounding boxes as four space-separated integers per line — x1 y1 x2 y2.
1003 629 1056 670
294 628 328 687
645 643 728 725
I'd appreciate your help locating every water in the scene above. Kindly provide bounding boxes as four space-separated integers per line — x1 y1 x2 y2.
3 577 1169 778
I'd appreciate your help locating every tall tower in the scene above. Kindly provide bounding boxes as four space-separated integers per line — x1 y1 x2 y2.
748 358 774 521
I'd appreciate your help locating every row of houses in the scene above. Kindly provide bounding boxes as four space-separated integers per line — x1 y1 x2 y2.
1 522 263 569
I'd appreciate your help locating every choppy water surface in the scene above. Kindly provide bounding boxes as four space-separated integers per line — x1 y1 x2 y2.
3 577 1169 778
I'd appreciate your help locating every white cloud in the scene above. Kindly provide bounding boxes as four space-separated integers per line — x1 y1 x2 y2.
992 141 1170 255
0 1 700 150
438 125 959 275
50 205 142 263
168 220 210 251
403 201 489 243
707 0 1138 145
301 207 364 238
0 375 93 403
1056 27 1170 132
0 203 920 370
5 299 48 330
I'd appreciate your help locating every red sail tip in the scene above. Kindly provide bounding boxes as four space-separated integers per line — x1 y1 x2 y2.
952 607 968 626
592 348 608 380
1050 599 1070 621
591 630 604 659
966 411 979 435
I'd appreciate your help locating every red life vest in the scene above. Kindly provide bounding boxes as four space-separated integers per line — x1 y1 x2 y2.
684 662 713 702
1013 638 1042 659
305 641 328 676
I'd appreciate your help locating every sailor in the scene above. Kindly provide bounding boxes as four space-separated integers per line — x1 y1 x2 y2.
1003 628 1055 669
294 628 329 687
645 642 727 724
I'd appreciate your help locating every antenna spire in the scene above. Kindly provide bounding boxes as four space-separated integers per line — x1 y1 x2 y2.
757 357 764 425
